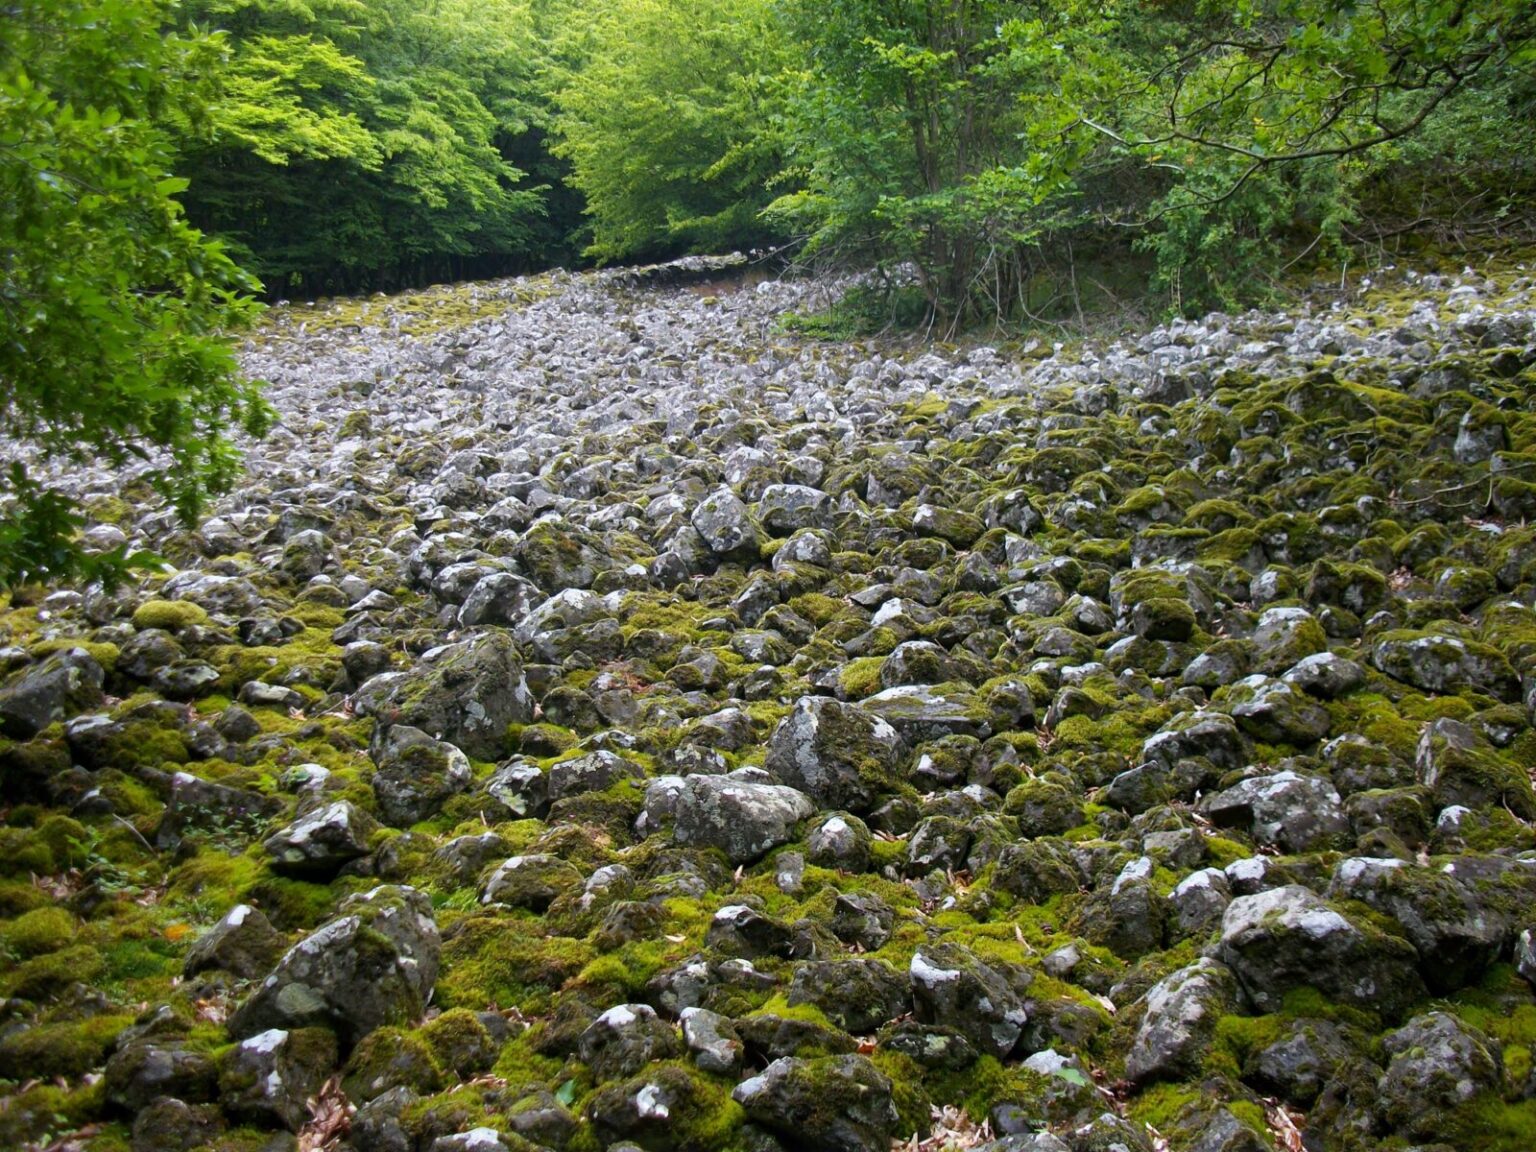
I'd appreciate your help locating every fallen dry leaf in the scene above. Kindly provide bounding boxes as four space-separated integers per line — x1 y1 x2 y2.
298 1075 354 1152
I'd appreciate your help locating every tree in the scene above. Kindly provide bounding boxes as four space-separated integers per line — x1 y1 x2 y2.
0 0 272 588
770 0 1108 329
170 0 549 296
552 0 792 261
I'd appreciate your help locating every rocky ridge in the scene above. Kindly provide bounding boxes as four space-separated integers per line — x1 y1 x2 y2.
3 254 1536 1151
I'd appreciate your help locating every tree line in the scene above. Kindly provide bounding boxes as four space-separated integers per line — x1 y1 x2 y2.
2 0 1534 583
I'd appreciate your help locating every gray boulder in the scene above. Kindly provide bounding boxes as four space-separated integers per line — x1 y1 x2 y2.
353 633 535 760
263 799 380 879
788 959 911 1033
765 696 908 813
692 487 760 557
371 726 472 827
480 854 584 911
577 1002 680 1081
1125 958 1238 1083
218 1027 337 1131
1199 769 1350 852
732 1054 898 1152
680 1006 743 1074
1219 885 1424 1018
1416 716 1536 819
756 484 832 535
1223 675 1332 745
229 885 440 1046
665 771 815 864
456 571 540 628
0 647 105 739
1377 1012 1503 1141
910 943 1027 1059
1371 631 1519 702
1326 856 1504 992
183 903 286 979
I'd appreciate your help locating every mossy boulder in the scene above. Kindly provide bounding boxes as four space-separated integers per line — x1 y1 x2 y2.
352 632 536 760
590 1060 744 1151
1219 885 1425 1020
1416 717 1536 819
732 1054 897 1152
765 695 908 814
1371 630 1520 702
229 885 440 1048
132 599 212 632
0 647 105 739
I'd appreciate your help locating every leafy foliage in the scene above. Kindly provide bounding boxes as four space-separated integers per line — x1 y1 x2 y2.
173 0 548 295
550 0 793 261
0 0 272 588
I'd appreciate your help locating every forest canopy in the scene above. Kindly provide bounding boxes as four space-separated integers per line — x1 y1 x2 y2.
11 0 1527 314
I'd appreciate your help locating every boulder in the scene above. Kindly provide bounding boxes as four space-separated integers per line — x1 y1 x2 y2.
353 633 535 760
229 885 440 1047
765 696 908 813
263 799 380 879
1219 885 1424 1018
910 943 1027 1059
1199 769 1349 852
664 772 815 864
370 726 472 827
0 648 105 739
732 1055 899 1152
1125 958 1238 1083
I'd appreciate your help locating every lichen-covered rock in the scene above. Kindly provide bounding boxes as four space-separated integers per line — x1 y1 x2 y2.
787 959 910 1033
1222 675 1332 745
105 1040 219 1113
765 696 908 814
1416 716 1536 819
353 632 535 760
664 771 816 864
1326 856 1504 992
588 1060 741 1151
0 647 105 739
1125 958 1238 1083
1141 711 1249 771
229 885 440 1046
1377 1012 1504 1140
1199 769 1349 852
1219 885 1424 1018
578 1002 680 1081
263 799 380 878
1371 631 1520 702
732 1054 898 1152
680 1006 743 1075
480 853 584 911
183 903 286 979
910 942 1027 1059
218 1026 337 1131
371 725 472 827
691 486 760 557
159 769 285 852
705 903 795 960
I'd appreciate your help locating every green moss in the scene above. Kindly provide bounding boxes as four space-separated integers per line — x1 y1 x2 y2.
2 905 76 957
437 919 595 1012
838 656 884 700
0 1012 134 1079
1128 1081 1204 1132
0 1078 107 1148
4 943 107 1000
131 599 211 631
342 1027 443 1100
247 875 341 930
1435 1097 1536 1152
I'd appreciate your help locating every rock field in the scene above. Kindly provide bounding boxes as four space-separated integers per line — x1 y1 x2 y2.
3 254 1536 1151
